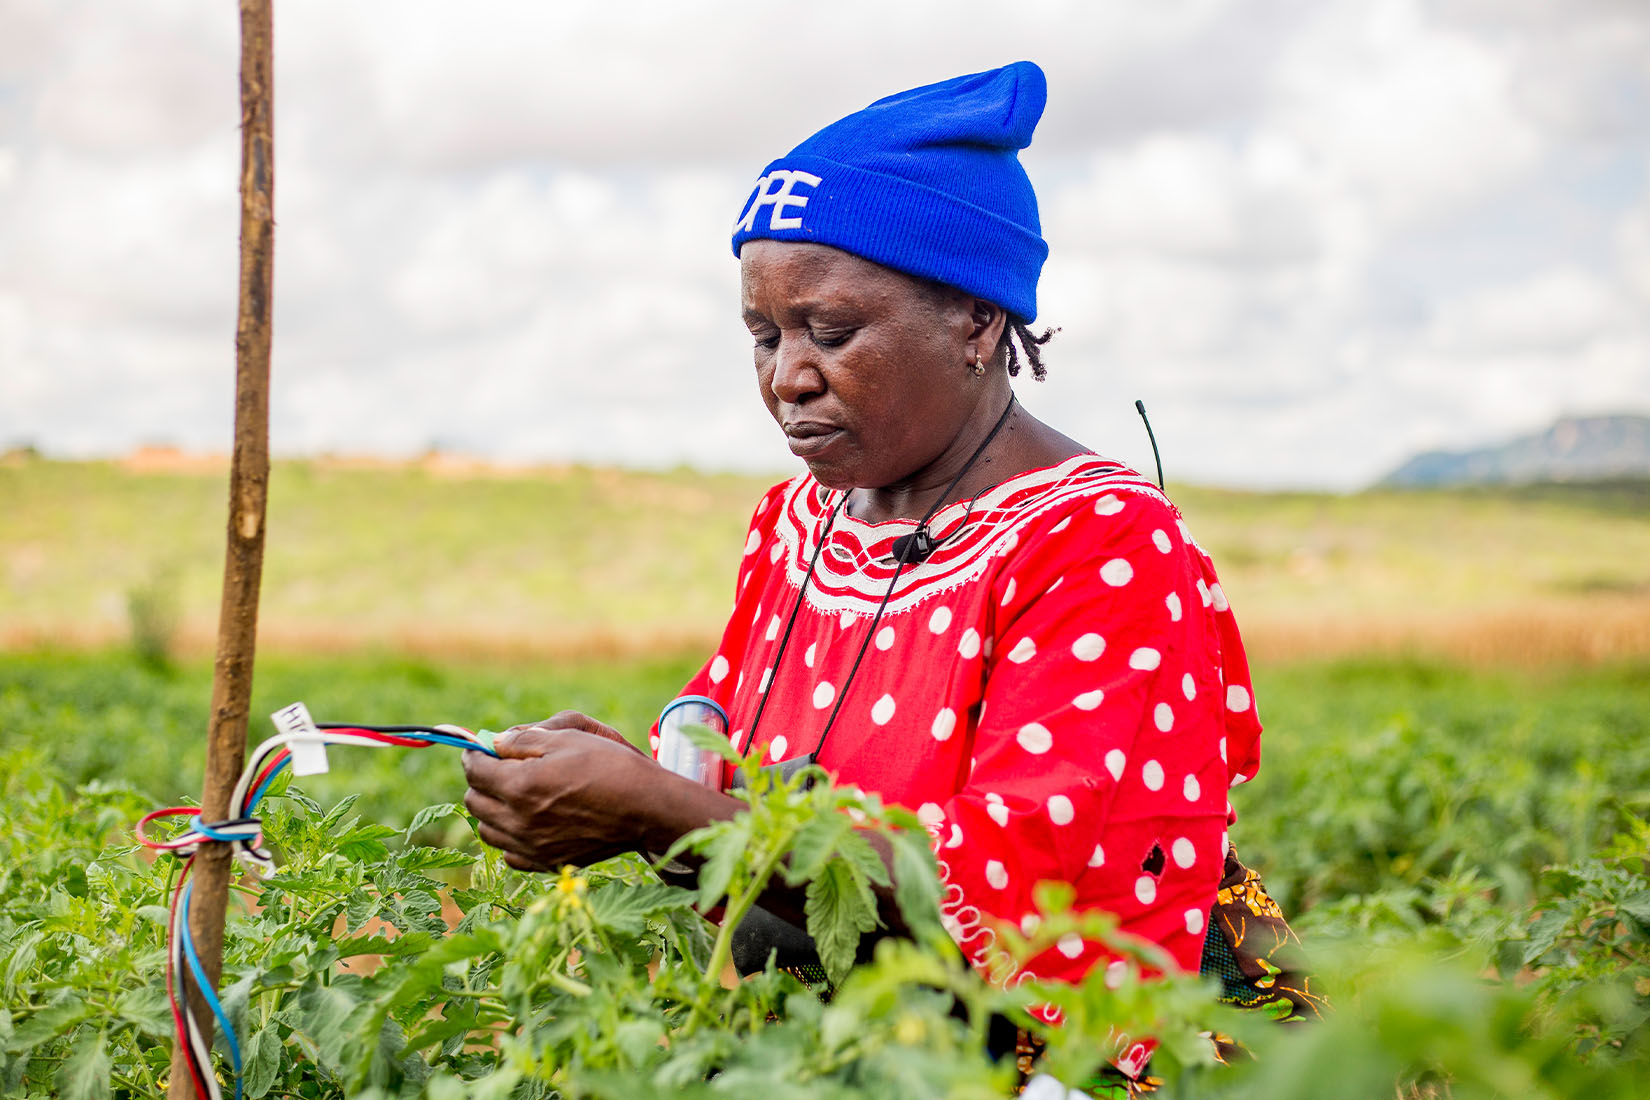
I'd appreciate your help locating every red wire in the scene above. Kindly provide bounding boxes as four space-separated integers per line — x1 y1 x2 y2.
166 859 211 1100
246 749 291 811
322 726 433 748
137 807 203 850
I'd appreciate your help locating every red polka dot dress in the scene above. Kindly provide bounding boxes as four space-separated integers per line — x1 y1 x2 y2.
656 455 1262 1009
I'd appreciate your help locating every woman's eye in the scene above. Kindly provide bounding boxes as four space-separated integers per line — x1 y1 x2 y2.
811 329 855 349
751 331 780 350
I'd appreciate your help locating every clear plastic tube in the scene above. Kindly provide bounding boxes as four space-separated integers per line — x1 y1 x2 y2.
656 695 729 789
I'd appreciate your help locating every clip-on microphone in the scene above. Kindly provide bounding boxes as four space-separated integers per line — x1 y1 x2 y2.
890 526 936 564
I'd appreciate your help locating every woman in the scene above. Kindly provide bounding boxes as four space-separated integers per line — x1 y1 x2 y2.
463 61 1306 1087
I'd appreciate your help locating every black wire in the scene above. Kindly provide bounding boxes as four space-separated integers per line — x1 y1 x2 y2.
741 493 846 752
1135 399 1165 491
316 723 456 734
812 393 1018 761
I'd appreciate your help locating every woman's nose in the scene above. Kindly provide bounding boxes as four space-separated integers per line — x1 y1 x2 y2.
768 333 824 404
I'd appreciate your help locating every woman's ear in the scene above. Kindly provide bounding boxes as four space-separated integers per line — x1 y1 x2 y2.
967 298 1010 367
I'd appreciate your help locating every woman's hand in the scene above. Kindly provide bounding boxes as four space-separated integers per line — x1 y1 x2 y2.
462 710 736 873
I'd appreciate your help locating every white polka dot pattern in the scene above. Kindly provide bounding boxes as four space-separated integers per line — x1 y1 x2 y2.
931 708 957 741
691 457 1265 995
1016 722 1053 754
769 735 787 762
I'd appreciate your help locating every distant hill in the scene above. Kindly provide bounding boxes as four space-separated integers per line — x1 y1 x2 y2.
1379 414 1650 488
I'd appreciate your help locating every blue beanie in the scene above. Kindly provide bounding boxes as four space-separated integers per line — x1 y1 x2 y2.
731 61 1049 322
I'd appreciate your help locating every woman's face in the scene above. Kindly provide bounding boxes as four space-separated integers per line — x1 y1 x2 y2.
740 241 992 493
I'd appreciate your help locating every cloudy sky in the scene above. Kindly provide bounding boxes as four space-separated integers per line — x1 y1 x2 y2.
2 0 1647 488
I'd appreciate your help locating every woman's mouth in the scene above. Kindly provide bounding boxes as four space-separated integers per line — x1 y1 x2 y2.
783 421 844 458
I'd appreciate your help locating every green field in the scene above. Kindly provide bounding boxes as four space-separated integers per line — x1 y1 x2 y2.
1 649 1647 1096
3 457 1649 1095
4 649 1645 912
4 455 1649 663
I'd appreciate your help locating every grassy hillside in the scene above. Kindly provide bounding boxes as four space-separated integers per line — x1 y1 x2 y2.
4 453 1648 664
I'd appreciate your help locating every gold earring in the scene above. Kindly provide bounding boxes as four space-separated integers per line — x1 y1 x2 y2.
970 354 986 376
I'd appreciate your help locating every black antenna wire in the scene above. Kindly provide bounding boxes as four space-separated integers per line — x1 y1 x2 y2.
1135 399 1165 490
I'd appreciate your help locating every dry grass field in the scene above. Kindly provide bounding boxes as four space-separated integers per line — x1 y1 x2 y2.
3 450 1647 665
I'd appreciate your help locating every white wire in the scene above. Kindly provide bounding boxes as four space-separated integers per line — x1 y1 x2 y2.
171 881 224 1100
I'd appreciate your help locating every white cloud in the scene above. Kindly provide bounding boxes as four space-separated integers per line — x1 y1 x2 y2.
1425 267 1629 355
3 0 1649 489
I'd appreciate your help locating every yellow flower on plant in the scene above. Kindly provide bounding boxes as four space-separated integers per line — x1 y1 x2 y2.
554 866 588 911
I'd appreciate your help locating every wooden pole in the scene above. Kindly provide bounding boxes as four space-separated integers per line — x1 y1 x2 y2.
168 1 274 1095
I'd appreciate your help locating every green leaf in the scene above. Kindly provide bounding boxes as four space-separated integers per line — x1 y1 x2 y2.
679 722 741 765
280 788 324 816
397 846 474 872
6 1001 91 1054
806 859 877 986
1617 889 1650 929
405 802 465 840
113 985 173 1040
836 828 891 890
346 889 380 933
694 824 749 910
587 882 695 935
321 793 362 832
2 929 42 1001
53 1030 109 1100
888 830 942 935
244 1025 282 1099
338 823 400 862
786 813 851 884
1520 909 1569 968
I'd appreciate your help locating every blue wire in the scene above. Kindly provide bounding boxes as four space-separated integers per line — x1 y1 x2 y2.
412 733 499 756
181 880 244 1100
193 820 254 843
245 757 290 812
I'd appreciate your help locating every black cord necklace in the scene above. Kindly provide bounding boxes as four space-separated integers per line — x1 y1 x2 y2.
740 393 1018 775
